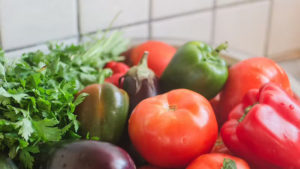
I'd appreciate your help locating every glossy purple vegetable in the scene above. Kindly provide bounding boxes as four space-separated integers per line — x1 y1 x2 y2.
121 52 159 113
47 141 136 169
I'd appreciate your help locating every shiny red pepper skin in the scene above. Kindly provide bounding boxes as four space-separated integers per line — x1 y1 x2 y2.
105 61 129 88
221 83 300 169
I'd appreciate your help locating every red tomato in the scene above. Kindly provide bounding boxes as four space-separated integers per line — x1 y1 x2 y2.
217 57 292 125
186 153 250 169
130 41 176 78
128 89 218 168
121 47 134 66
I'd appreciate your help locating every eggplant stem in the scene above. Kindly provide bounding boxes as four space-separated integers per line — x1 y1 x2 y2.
139 51 149 67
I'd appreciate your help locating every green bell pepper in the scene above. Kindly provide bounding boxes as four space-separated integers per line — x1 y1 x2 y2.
160 41 228 99
75 82 129 143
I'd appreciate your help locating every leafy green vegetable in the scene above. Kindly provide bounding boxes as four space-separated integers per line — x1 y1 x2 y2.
0 31 129 169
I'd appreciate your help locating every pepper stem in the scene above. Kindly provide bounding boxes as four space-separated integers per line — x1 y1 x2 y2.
213 42 228 54
238 103 258 122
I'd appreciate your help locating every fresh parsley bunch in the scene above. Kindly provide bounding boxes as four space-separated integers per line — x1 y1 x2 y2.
0 31 129 169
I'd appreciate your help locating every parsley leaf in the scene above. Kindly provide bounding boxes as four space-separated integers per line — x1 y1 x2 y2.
19 149 34 169
15 118 33 141
33 119 61 142
74 93 89 106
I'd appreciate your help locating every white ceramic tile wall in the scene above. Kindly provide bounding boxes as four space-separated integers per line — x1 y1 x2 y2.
81 24 149 44
0 0 77 50
217 0 248 6
268 0 300 56
0 0 299 64
79 0 149 34
117 24 148 39
214 1 270 56
152 12 212 44
152 0 213 18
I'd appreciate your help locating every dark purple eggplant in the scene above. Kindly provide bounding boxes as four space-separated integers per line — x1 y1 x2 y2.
46 141 136 169
120 52 158 167
122 51 159 113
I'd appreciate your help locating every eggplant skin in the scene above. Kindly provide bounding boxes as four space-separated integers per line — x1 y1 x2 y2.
122 52 160 113
46 141 136 169
123 76 159 113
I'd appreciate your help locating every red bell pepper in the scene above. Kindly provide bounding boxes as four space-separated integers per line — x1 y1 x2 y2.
105 61 129 88
221 83 300 169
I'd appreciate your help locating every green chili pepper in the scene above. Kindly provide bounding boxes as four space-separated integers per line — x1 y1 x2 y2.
160 41 228 99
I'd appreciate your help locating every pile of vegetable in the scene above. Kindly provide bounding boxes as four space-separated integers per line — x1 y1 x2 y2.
0 33 299 169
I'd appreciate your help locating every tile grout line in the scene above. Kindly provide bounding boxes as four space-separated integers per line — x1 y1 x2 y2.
217 0 269 10
84 20 150 36
132 0 269 25
152 8 213 22
4 35 79 53
5 20 150 52
210 0 217 45
148 0 153 40
76 0 82 43
5 0 270 53
264 0 274 57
